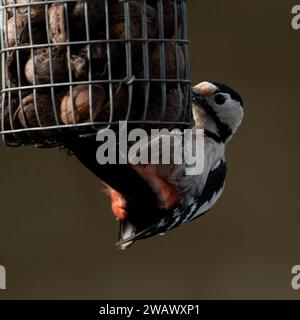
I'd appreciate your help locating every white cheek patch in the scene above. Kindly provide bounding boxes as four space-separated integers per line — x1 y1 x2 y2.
215 102 244 133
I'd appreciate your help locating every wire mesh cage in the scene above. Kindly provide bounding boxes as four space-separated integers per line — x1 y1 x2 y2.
0 0 192 147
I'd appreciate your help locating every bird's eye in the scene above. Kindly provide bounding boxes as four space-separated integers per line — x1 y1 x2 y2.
214 94 226 105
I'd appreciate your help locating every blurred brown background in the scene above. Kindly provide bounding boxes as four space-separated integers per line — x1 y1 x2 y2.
0 0 300 299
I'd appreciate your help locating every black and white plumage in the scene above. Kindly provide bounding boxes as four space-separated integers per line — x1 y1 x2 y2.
65 81 244 249
117 159 227 247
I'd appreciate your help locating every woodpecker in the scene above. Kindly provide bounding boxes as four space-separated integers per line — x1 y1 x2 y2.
65 81 244 249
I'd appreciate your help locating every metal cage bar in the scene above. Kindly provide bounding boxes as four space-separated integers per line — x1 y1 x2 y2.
0 0 192 147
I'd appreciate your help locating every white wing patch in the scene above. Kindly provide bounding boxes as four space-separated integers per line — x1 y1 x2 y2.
211 160 221 172
193 186 225 220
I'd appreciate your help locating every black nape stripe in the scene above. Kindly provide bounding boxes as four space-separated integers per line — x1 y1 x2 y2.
211 81 244 107
204 106 232 143
204 130 222 143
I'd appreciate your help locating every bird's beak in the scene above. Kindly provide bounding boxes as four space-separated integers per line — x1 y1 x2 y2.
192 88 210 111
192 88 204 102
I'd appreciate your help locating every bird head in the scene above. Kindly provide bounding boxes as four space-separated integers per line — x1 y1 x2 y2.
192 81 244 143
